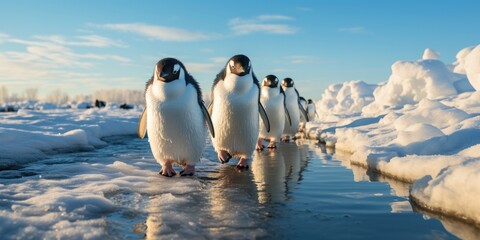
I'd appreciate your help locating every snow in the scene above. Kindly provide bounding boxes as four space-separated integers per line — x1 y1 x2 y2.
422 48 439 60
317 80 376 117
309 46 480 225
452 46 474 74
464 44 480 90
0 105 140 170
364 59 459 114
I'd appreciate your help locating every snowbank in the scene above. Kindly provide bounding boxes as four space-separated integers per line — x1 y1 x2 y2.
310 47 480 224
363 59 459 115
0 107 141 169
452 46 475 74
316 80 376 118
464 44 480 90
411 158 480 225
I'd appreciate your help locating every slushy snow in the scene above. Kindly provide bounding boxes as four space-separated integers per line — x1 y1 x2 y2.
309 46 480 225
0 105 140 170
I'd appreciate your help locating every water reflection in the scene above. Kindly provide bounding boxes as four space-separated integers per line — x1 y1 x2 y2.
332 147 480 239
412 203 480 240
206 166 268 238
251 150 287 203
251 141 311 204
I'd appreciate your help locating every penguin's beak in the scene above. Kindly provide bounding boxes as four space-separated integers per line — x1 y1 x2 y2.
157 71 179 83
229 63 250 76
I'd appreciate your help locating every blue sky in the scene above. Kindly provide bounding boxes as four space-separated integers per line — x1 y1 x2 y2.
1 0 479 100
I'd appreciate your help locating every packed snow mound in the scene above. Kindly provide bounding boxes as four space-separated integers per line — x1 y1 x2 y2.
395 123 445 146
464 44 480 90
452 46 475 74
363 59 462 116
422 48 439 60
316 80 376 116
393 99 469 134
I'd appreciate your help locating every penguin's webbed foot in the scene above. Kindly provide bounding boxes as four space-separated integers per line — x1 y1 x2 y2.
267 142 277 149
218 150 232 164
236 158 249 171
256 138 265 151
159 161 176 177
255 144 265 151
180 165 195 176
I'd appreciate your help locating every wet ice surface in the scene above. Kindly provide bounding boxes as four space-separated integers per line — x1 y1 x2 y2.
1 136 478 239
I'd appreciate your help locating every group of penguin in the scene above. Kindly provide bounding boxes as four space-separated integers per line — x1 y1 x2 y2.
138 55 317 177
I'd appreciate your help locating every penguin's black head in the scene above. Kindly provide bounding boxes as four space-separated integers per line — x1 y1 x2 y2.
155 58 184 83
262 75 279 88
227 54 251 77
282 78 294 88
308 99 313 104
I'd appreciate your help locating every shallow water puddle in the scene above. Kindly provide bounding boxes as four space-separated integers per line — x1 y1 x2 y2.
0 136 478 239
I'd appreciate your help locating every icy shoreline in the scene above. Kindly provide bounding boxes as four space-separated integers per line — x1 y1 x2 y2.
304 46 480 226
0 107 141 170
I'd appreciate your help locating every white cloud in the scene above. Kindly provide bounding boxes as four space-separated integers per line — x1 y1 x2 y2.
338 27 366 34
72 35 127 48
210 57 228 64
33 34 127 48
97 23 214 42
185 57 228 73
286 55 319 64
0 33 132 91
185 63 218 73
228 15 297 35
257 15 293 21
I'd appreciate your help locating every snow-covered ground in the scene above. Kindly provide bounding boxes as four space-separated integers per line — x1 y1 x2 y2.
306 45 480 226
0 105 141 170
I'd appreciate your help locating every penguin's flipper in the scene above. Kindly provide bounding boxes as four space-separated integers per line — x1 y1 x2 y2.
284 105 292 126
298 102 309 122
207 101 213 115
258 102 271 132
138 108 147 139
201 102 215 138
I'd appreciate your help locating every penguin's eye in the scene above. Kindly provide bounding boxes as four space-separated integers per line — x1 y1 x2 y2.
172 64 181 74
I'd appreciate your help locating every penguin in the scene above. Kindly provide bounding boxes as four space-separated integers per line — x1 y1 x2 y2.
306 99 318 122
256 74 291 150
281 77 308 141
138 58 215 177
298 96 307 133
209 54 270 169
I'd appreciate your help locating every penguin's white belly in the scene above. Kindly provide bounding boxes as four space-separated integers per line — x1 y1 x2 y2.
146 89 205 166
307 105 316 121
284 100 300 135
259 95 284 141
212 91 259 156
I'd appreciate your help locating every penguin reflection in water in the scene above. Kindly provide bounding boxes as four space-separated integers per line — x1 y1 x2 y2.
138 58 215 177
209 54 270 169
